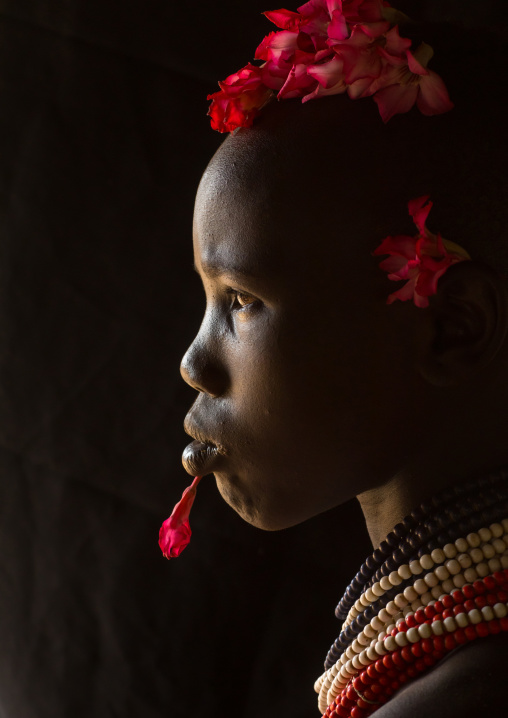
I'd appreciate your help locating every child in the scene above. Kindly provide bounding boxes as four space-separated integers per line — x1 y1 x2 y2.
175 2 508 715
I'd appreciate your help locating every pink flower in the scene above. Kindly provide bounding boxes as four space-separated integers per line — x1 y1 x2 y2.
159 476 202 559
373 196 471 308
207 63 274 133
372 42 454 122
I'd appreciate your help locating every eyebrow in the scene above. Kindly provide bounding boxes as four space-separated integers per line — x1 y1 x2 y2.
193 260 261 281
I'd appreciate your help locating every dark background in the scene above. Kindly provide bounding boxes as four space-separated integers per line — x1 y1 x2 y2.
0 2 489 717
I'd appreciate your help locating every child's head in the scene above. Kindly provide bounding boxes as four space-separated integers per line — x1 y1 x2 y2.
181 18 508 533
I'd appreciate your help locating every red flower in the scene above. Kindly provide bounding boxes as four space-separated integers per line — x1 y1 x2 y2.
159 476 202 559
373 196 471 308
207 63 274 133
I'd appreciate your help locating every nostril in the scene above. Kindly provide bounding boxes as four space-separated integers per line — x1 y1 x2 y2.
180 341 228 398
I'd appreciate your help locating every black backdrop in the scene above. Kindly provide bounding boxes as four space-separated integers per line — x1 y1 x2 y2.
0 2 399 717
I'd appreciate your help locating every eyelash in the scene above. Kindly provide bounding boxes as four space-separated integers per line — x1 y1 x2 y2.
225 288 258 310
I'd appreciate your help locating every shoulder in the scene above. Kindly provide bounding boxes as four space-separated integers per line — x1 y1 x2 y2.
374 634 508 718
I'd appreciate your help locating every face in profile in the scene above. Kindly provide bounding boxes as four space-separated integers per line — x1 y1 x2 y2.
180 100 428 531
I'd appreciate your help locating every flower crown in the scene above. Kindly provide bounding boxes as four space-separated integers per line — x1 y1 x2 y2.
207 0 454 132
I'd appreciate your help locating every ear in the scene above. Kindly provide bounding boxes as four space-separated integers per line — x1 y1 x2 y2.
414 261 508 387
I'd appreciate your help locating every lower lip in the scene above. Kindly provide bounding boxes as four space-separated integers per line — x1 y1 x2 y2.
182 440 221 476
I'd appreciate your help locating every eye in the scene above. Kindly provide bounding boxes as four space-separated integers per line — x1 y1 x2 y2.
226 288 258 310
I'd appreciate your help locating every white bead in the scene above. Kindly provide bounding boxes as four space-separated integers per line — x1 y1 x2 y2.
341 664 351 679
406 627 420 643
366 646 378 661
468 608 482 625
409 560 423 575
411 599 423 611
386 623 396 634
501 555 508 569
492 538 507 554
386 601 399 616
443 544 457 559
352 639 362 653
424 572 439 587
470 547 484 563
421 591 432 606
384 635 396 652
378 608 390 623
359 650 371 665
431 585 443 599
414 579 428 595
380 576 392 592
418 623 432 639
355 599 364 612
394 594 409 608
371 616 383 631
455 537 469 553
442 579 455 593
364 624 375 638
403 605 413 617
452 574 466 588
431 548 445 564
357 633 370 646
435 565 450 581
346 645 355 660
502 519 508 533
403 586 418 602
443 616 457 633
490 523 503 538
464 567 478 583
457 553 472 569
456 612 468 628
431 620 444 636
398 564 412 580
352 654 362 669
488 558 502 572
493 603 507 619
375 641 387 655
420 554 434 570
445 559 461 575
467 533 481 548
372 582 384 597
478 527 492 543
481 606 495 621
365 588 375 603
476 562 489 578
395 631 408 647
389 571 402 586
482 543 495 559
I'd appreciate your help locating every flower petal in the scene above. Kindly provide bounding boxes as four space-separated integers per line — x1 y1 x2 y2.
159 476 202 559
416 70 455 116
264 8 303 31
373 82 418 122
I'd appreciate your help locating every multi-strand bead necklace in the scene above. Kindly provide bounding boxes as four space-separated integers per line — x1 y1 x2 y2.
314 470 508 718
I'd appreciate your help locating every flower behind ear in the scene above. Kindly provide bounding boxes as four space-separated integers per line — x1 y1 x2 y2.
373 197 471 308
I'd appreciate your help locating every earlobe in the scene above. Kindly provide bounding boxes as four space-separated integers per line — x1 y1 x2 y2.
415 261 508 387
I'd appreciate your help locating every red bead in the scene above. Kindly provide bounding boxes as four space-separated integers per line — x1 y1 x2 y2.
328 711 338 718
406 614 417 628
398 621 408 632
391 680 400 691
346 685 357 701
500 617 508 631
406 667 417 678
401 646 414 663
424 653 437 667
462 584 475 599
342 693 354 707
398 673 408 685
474 595 487 609
363 689 376 702
497 590 508 603
475 622 489 638
367 664 379 679
337 705 350 718
392 651 405 669
486 593 498 606
493 571 506 585
382 655 394 670
360 672 373 685
424 605 436 619
464 599 476 612
370 683 383 695
464 625 477 641
484 575 496 591
451 589 464 604
414 658 426 672
357 698 369 710
414 608 426 624
374 659 386 674
433 600 444 614
378 676 389 687
442 595 454 609
453 604 466 616
454 628 467 644
444 634 456 651
421 638 433 654
442 608 454 619
353 677 364 692
432 636 445 653
489 619 501 635
391 627 397 636
351 706 365 718
473 580 486 595
411 642 423 658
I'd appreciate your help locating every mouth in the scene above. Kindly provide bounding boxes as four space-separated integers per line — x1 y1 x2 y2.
182 420 226 477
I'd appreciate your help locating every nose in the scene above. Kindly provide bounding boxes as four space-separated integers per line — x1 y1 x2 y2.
180 323 228 398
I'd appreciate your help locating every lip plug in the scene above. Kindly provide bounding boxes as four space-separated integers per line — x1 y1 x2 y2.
159 476 202 559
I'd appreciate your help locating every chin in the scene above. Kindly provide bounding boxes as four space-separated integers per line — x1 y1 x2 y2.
215 472 292 531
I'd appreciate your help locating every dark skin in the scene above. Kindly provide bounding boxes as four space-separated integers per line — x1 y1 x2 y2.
180 97 508 714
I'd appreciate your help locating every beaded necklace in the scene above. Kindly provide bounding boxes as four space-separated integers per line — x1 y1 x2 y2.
315 470 508 718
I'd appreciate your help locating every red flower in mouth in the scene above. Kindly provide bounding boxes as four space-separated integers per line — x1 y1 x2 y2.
373 196 471 308
159 476 202 559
